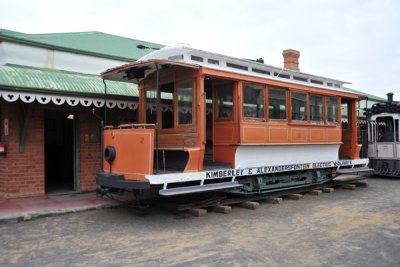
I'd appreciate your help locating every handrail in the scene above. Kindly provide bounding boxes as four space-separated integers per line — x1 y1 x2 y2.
104 123 156 130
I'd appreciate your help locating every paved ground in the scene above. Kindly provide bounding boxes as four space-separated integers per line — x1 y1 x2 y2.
1 176 399 267
0 192 123 223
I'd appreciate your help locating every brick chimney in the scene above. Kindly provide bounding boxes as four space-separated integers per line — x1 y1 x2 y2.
282 49 300 71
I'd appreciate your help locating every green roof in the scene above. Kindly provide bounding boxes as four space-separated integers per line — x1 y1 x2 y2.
0 64 138 98
343 87 386 102
0 29 164 62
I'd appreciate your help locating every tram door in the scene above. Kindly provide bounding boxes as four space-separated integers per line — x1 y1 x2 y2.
205 78 238 167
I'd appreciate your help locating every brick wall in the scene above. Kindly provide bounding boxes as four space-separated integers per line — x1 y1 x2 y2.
0 100 8 198
0 99 136 199
0 101 45 198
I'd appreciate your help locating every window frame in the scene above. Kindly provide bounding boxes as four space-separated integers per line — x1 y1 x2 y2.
215 81 236 121
175 79 195 128
309 93 324 123
159 82 175 129
143 78 195 130
144 87 158 125
268 87 288 121
326 96 339 124
290 90 308 122
242 82 266 121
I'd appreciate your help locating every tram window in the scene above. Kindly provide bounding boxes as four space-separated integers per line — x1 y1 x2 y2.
291 92 307 121
161 83 174 129
368 121 374 142
326 96 338 123
396 119 399 142
310 94 323 122
177 81 193 125
268 88 286 120
146 88 157 124
243 84 264 119
377 116 394 142
216 82 234 119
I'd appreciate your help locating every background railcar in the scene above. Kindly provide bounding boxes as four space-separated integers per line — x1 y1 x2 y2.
96 45 369 197
365 93 400 177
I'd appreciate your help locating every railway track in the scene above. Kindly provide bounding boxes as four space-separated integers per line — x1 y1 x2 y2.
157 175 369 216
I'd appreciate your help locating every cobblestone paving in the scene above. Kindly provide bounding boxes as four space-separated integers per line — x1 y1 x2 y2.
1 176 399 267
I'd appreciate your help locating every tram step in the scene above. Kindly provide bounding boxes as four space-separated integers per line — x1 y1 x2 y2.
336 167 373 174
159 181 243 196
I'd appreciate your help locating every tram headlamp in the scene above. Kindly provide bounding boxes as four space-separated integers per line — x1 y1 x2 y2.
104 146 116 165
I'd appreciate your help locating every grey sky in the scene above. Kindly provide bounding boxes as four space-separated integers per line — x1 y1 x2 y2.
1 0 399 99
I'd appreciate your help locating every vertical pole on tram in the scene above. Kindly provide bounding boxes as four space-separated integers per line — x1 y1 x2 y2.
155 63 160 174
101 79 108 172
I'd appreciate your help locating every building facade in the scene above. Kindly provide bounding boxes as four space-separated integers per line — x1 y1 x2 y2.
0 29 162 198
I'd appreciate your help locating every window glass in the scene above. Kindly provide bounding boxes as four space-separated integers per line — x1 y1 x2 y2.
291 92 307 121
216 82 234 119
160 83 174 128
341 102 348 129
177 81 193 124
146 88 157 124
326 96 338 123
310 94 323 122
268 88 286 119
243 84 264 118
377 116 395 142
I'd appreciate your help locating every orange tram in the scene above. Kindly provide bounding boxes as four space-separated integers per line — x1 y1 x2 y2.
96 45 370 197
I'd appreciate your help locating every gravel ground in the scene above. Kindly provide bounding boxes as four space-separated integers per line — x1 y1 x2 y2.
1 176 399 267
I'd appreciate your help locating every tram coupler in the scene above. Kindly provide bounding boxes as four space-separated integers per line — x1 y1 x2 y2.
96 186 110 197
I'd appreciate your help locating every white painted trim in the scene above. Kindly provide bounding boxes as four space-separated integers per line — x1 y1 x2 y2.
19 93 35 103
51 96 66 105
145 158 369 185
0 90 138 110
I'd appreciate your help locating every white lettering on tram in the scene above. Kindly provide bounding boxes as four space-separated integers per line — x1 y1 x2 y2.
203 160 352 179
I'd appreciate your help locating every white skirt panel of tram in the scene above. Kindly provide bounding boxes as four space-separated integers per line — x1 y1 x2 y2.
398 144 400 160
376 143 396 159
234 144 340 169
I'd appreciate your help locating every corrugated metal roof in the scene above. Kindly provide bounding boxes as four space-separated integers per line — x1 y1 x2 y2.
0 29 164 61
0 64 138 98
343 87 385 102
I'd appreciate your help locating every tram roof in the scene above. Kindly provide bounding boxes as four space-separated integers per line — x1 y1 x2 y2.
102 45 352 93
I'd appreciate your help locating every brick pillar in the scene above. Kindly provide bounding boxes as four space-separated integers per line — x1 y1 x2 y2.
283 49 300 71
79 108 101 192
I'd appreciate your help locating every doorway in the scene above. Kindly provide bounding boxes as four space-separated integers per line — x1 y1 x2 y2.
44 111 77 194
203 77 237 168
204 77 213 163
